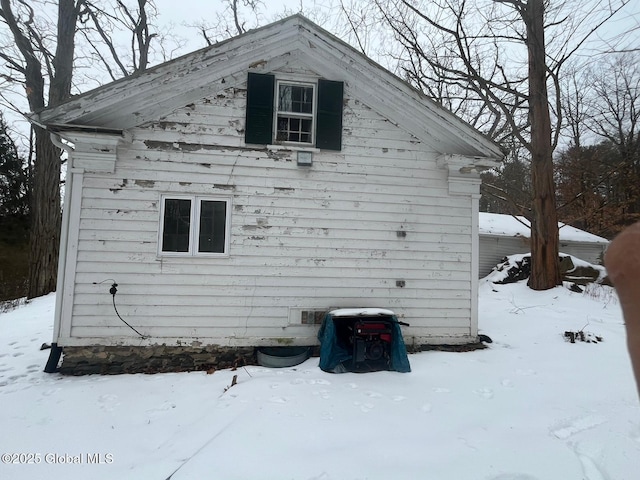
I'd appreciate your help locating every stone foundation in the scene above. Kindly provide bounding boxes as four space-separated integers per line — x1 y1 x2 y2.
56 343 484 375
59 345 257 375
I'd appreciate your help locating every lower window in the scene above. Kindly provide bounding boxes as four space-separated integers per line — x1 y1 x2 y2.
160 196 230 256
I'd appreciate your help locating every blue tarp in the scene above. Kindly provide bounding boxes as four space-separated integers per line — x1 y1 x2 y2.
317 313 411 373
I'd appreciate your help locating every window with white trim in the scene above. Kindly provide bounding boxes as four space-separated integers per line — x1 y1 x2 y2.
159 196 230 256
275 81 315 144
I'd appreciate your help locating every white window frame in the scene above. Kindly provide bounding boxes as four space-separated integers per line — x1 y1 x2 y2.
274 79 317 146
158 195 231 257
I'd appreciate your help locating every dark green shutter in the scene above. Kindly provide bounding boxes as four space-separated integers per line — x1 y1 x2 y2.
316 79 344 151
245 73 275 145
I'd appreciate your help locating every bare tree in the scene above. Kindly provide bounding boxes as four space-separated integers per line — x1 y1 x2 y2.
363 0 632 290
557 52 640 235
586 53 640 166
0 0 162 298
195 0 264 46
79 0 162 80
1 0 84 298
555 142 636 237
560 62 592 149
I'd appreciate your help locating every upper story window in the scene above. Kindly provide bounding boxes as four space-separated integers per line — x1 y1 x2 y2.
276 82 315 144
245 72 344 151
159 195 230 256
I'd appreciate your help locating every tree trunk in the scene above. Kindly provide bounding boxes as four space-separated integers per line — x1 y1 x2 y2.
525 0 561 290
27 126 61 298
26 0 80 298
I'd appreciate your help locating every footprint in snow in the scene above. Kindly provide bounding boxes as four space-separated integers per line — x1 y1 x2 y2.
356 402 374 413
433 387 450 393
307 378 331 385
312 389 331 399
365 391 382 398
392 395 406 402
269 396 288 404
146 402 177 418
97 394 120 412
550 415 607 439
320 411 334 421
473 388 494 399
501 379 515 388
421 403 432 413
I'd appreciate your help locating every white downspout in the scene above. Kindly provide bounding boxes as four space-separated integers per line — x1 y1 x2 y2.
50 133 74 345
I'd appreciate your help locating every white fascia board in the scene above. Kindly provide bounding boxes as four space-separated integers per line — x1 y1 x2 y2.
37 19 302 128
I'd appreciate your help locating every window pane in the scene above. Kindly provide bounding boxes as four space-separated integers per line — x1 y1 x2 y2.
162 199 191 252
198 200 227 253
278 84 313 114
279 85 292 112
276 115 313 144
276 117 289 141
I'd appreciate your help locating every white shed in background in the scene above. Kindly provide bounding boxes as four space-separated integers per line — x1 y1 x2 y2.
478 212 610 278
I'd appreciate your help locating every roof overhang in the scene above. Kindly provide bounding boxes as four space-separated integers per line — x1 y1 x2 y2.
33 14 504 161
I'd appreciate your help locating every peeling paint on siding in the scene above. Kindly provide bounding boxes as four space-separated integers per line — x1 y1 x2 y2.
228 119 244 134
134 180 155 188
156 121 190 130
266 149 292 161
143 140 261 154
249 59 268 69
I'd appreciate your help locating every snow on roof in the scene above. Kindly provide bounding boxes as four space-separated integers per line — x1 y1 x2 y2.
329 308 395 317
479 212 609 244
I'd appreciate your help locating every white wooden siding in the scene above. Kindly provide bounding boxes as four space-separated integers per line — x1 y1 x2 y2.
63 77 478 347
479 235 530 278
479 235 607 278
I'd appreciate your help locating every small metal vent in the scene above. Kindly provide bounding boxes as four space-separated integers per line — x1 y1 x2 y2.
301 310 326 325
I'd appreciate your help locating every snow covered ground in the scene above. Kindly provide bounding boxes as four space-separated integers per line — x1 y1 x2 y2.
1 279 639 480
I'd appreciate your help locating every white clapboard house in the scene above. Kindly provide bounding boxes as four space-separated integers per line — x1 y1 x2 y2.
34 15 503 373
